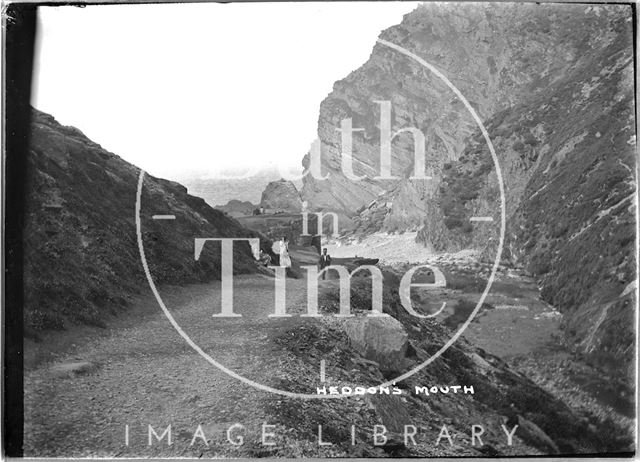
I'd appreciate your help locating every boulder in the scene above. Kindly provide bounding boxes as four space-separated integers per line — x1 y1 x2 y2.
367 394 412 454
514 415 560 455
343 316 409 373
260 179 303 212
368 393 412 433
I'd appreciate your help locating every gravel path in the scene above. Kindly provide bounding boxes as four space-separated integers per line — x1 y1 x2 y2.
24 260 632 456
24 275 312 457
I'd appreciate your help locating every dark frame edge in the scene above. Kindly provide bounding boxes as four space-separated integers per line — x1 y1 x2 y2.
3 2 36 457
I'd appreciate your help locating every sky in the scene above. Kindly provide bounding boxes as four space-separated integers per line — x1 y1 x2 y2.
32 2 421 180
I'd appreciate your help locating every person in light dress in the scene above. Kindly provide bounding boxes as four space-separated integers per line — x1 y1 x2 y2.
279 236 291 268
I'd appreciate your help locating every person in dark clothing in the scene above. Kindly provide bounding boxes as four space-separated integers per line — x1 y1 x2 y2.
258 250 272 266
318 248 332 280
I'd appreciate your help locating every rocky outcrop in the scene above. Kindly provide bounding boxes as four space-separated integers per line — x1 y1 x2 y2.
24 109 270 335
180 169 294 207
342 316 409 373
260 179 303 212
301 3 635 382
215 199 256 217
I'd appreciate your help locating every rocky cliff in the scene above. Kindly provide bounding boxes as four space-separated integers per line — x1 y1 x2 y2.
430 16 636 380
24 109 269 335
301 4 635 380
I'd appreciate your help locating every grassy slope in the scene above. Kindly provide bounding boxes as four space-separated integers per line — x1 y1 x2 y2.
428 11 636 381
24 109 271 336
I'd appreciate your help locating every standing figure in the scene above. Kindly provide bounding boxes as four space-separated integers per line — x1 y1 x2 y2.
279 236 292 269
318 247 332 280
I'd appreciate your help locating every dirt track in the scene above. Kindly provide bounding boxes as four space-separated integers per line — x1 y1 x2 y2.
24 275 313 457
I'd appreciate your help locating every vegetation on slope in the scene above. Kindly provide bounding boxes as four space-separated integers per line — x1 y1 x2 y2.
428 11 636 382
24 109 271 336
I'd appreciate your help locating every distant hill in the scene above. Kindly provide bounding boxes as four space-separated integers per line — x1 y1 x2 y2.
215 199 256 217
180 170 303 207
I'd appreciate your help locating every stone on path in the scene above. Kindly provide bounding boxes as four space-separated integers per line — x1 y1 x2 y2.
50 361 98 377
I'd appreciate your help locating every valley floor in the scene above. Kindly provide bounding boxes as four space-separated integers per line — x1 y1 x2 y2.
325 231 440 264
23 249 634 456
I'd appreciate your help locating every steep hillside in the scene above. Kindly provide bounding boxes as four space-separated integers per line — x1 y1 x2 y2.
420 7 636 380
24 109 270 336
300 4 636 382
